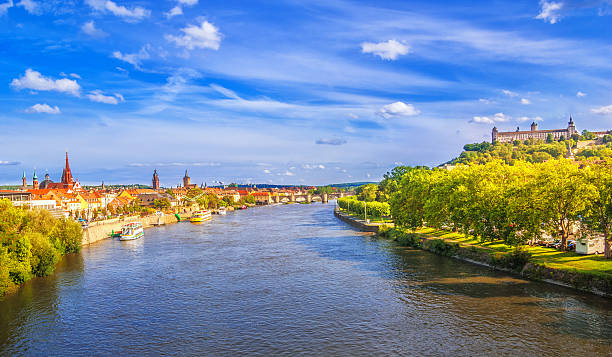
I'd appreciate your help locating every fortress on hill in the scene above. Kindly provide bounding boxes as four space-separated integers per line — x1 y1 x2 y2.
492 117 609 144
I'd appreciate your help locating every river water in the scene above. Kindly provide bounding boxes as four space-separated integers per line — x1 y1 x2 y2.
1 203 612 356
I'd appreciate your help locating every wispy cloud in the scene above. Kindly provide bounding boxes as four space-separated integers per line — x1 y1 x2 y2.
87 90 124 104
470 112 511 124
316 138 347 145
592 105 612 115
85 0 150 22
0 160 20 166
81 20 107 37
0 1 13 16
112 45 150 68
17 0 40 15
577 91 587 97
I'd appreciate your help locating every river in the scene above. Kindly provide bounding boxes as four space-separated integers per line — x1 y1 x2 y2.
1 203 611 356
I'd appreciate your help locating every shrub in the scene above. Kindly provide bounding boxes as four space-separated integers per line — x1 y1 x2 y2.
427 239 458 257
490 246 531 271
395 232 422 248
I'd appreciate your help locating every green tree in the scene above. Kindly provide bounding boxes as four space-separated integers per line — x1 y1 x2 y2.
583 161 612 258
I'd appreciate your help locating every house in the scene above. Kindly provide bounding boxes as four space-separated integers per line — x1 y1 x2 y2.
252 191 272 205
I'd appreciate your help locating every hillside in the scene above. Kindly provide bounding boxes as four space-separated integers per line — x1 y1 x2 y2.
446 132 612 166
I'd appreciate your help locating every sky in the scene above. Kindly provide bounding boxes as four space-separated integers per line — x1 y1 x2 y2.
1 0 612 186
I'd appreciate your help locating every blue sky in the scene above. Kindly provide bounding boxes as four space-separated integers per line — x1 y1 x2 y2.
1 0 612 186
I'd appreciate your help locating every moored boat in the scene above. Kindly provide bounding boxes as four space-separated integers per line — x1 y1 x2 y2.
218 207 227 215
190 210 212 223
119 222 144 241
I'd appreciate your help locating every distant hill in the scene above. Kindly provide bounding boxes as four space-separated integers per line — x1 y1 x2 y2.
444 135 612 166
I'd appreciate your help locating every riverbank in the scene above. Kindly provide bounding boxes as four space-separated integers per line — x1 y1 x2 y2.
334 209 612 298
82 208 196 245
334 208 393 233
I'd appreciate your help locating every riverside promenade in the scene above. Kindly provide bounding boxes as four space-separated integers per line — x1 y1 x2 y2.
333 207 393 233
82 209 195 245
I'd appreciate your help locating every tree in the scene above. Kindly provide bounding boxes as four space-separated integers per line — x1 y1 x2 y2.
546 133 554 143
583 161 612 258
153 198 171 210
538 160 596 250
356 184 379 202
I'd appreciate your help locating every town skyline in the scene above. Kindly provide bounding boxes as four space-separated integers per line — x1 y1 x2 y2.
2 0 612 184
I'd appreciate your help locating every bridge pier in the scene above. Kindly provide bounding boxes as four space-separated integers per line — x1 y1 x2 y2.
272 194 279 204
290 193 295 202
322 193 328 204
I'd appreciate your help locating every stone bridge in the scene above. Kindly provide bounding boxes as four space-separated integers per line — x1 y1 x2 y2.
269 192 352 204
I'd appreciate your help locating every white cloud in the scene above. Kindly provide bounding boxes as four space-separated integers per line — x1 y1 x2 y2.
112 45 150 68
282 170 295 176
591 105 612 115
178 0 197 5
471 116 494 124
470 112 511 124
0 1 13 16
577 91 587 97
517 116 543 122
69 73 81 79
165 5 182 18
165 20 222 50
81 20 107 37
85 0 150 21
11 69 80 96
263 169 271 174
502 89 518 97
479 98 491 104
378 101 420 118
0 160 20 165
17 0 39 14
521 98 531 105
536 1 563 24
25 103 60 114
87 90 124 104
361 40 410 60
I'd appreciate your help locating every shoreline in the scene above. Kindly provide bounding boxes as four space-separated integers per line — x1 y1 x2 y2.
334 208 612 299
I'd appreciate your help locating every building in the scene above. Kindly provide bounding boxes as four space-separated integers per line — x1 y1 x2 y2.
32 170 39 190
41 152 81 190
152 169 160 190
492 117 579 143
183 170 197 189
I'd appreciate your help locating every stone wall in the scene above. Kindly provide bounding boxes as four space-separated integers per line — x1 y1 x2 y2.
82 213 181 245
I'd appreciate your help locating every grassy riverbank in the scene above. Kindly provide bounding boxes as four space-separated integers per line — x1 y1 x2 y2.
409 227 612 279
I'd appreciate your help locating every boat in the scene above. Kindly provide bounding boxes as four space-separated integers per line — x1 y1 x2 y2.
218 207 227 215
119 222 144 241
190 210 212 223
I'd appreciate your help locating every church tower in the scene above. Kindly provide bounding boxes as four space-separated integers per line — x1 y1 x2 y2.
530 122 538 131
183 170 190 188
152 170 160 190
22 171 27 188
61 151 74 187
32 170 39 190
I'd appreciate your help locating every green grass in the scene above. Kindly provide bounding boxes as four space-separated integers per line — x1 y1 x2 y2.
413 227 612 278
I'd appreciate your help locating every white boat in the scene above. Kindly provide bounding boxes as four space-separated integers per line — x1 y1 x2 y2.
119 222 144 241
218 207 227 215
190 210 212 223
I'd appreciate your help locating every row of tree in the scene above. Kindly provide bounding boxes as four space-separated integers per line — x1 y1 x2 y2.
0 199 83 296
337 196 391 218
386 159 612 258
